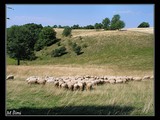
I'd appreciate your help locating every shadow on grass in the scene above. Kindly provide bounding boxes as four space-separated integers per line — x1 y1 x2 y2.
7 105 134 116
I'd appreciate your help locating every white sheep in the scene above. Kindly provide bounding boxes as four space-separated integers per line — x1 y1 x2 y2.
109 79 116 84
150 75 154 79
133 77 142 81
77 82 85 91
142 76 151 81
6 75 14 80
67 82 74 91
54 81 59 87
37 78 46 85
86 82 93 91
61 83 68 89
73 83 79 91
115 79 123 84
27 78 38 84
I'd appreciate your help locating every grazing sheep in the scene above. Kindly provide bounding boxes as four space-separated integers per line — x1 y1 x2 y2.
67 82 74 91
86 82 93 91
142 76 151 81
54 81 59 87
150 75 154 79
115 79 123 84
6 75 14 80
58 80 65 88
27 78 38 84
109 79 116 84
73 83 79 91
104 80 110 84
61 83 68 89
26 76 37 81
133 77 142 81
77 82 85 91
37 78 46 85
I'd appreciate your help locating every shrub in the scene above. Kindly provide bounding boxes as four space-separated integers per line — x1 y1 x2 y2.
51 46 67 57
138 22 150 28
62 27 72 37
71 42 82 55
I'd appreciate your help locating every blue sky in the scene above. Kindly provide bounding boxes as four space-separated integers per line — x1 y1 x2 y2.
6 4 154 28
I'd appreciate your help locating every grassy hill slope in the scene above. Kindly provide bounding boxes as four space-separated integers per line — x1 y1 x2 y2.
7 28 154 70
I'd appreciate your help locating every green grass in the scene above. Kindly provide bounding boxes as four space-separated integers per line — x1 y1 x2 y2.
7 30 154 70
6 29 154 116
6 79 154 115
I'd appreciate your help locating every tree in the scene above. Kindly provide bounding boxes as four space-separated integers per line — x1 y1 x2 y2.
23 23 43 50
62 27 72 37
53 25 57 28
102 17 110 30
34 27 57 51
110 14 125 30
7 25 36 65
138 22 150 28
72 24 80 29
116 20 125 30
94 23 103 30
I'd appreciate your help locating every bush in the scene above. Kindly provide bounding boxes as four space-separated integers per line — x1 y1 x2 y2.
51 46 67 57
71 42 82 55
62 27 72 37
138 22 150 28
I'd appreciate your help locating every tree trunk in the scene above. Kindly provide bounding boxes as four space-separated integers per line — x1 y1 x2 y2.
17 59 20 65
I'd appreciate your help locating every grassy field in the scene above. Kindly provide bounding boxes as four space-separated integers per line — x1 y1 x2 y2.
6 78 154 115
6 28 154 116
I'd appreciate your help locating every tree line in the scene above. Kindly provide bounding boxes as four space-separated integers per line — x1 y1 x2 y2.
53 14 125 30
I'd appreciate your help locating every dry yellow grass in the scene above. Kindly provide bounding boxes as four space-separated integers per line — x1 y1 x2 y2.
6 65 153 79
54 28 153 39
126 27 154 34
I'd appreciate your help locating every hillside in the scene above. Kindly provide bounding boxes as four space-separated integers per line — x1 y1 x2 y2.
7 28 154 70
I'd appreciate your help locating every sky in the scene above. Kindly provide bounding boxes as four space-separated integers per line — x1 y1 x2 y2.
6 4 154 28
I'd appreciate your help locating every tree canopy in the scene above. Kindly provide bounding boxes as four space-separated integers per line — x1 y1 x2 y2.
34 27 57 51
7 25 36 65
110 14 125 30
138 22 150 28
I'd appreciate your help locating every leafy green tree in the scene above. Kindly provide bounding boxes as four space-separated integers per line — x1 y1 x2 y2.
53 25 57 28
94 23 103 30
72 24 80 29
84 25 94 29
23 23 43 50
138 22 150 28
34 27 57 51
7 25 36 65
110 14 125 30
62 27 72 37
116 20 125 30
102 17 110 30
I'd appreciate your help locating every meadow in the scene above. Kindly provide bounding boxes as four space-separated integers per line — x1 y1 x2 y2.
6 28 154 116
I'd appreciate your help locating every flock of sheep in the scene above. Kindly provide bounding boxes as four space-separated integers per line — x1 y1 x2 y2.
24 75 154 91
